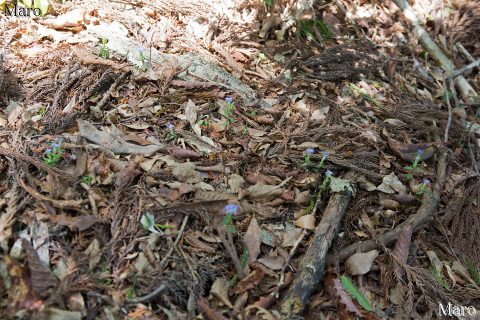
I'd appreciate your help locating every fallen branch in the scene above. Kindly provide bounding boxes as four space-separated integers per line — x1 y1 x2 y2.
392 0 478 100
327 148 448 264
447 58 480 80
281 171 357 316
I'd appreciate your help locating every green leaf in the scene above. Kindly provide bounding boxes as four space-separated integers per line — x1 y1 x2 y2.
33 0 48 16
140 212 159 234
340 275 373 312
22 0 33 7
155 223 174 230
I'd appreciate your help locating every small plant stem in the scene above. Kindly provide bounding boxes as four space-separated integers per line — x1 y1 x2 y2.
217 226 246 279
158 215 189 271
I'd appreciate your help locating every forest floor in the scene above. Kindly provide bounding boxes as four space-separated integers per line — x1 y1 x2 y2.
1 0 480 319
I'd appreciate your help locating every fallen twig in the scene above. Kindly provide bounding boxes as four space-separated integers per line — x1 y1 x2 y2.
125 284 166 304
327 148 448 263
447 58 480 80
281 171 357 316
159 215 189 271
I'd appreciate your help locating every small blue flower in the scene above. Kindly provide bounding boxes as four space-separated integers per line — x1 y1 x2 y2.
167 123 174 130
225 96 234 104
138 48 145 55
321 151 329 160
417 149 423 156
305 148 315 155
50 142 60 149
422 178 431 185
45 148 52 154
326 169 333 177
224 204 239 215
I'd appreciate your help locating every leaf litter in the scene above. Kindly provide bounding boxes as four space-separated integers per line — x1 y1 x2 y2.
0 0 480 319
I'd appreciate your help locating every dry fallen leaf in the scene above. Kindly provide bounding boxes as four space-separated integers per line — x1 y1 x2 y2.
243 218 262 265
295 214 316 230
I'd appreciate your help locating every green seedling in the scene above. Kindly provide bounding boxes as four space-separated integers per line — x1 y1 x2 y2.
302 148 315 172
38 106 46 117
221 204 238 233
297 19 333 42
43 142 63 167
316 151 329 171
140 212 174 234
416 178 431 196
98 37 109 59
348 83 382 108
248 110 257 117
405 149 424 180
166 123 178 141
81 175 94 185
431 266 449 289
198 119 209 128
320 170 333 192
467 262 480 286
223 97 236 127
137 48 149 72
241 247 249 268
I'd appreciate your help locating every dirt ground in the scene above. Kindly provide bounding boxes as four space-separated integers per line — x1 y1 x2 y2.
0 0 480 319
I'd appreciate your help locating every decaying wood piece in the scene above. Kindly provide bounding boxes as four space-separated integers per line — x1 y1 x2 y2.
327 148 448 264
87 24 256 103
391 0 478 100
281 171 357 317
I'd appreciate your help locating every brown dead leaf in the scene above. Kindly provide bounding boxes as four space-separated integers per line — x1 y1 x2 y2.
115 161 141 188
21 239 58 296
243 218 261 265
167 147 202 160
232 269 265 295
324 270 364 318
295 214 316 230
382 129 436 162
184 231 216 253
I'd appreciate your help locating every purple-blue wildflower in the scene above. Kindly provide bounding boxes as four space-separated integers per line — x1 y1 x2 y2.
225 96 234 104
417 149 423 156
305 148 315 155
326 169 333 177
50 142 60 149
45 148 52 154
224 204 239 215
321 151 329 160
167 123 174 130
422 178 431 185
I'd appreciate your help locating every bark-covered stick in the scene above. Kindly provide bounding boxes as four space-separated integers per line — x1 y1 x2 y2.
281 171 357 317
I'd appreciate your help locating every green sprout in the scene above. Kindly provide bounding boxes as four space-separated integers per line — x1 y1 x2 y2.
98 37 109 59
166 122 178 141
198 119 209 128
38 106 46 117
81 175 94 185
430 266 449 289
43 142 63 167
296 19 333 42
302 148 315 172
320 170 333 192
140 212 174 234
316 151 329 171
348 83 382 108
416 178 431 196
137 48 149 72
467 262 480 286
223 97 235 127
221 204 238 233
405 149 424 180
241 247 249 268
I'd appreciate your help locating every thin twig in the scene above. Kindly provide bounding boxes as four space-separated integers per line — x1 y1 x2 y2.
125 284 166 304
271 229 307 298
158 215 189 270
447 58 480 80
443 78 452 143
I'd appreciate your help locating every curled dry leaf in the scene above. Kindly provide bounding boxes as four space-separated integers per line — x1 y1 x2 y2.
243 218 262 265
345 250 379 276
382 128 436 162
295 214 316 230
232 269 265 295
167 147 202 160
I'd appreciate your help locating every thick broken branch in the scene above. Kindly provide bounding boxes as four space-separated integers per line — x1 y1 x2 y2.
281 171 357 316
